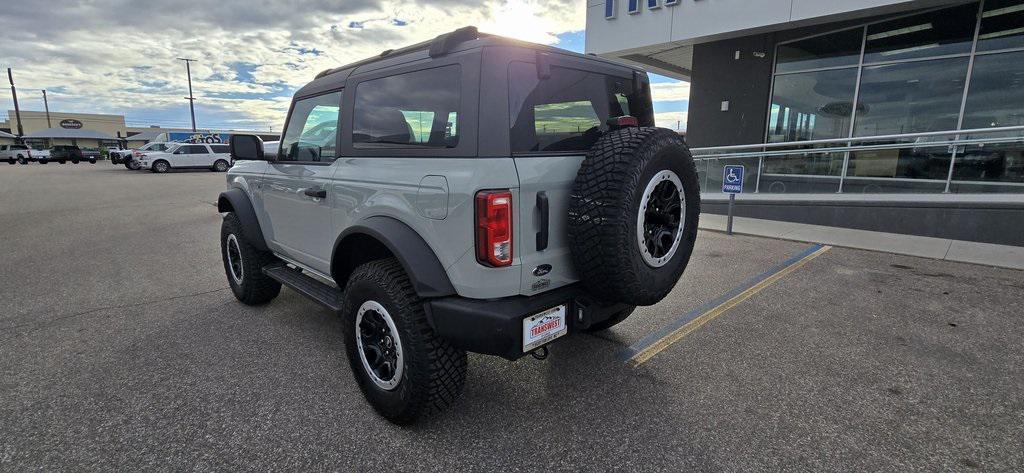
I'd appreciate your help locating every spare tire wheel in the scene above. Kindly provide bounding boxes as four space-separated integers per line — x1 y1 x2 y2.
568 127 700 306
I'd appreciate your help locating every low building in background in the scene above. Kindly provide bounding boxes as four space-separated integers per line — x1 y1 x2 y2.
1 110 279 150
587 0 1024 246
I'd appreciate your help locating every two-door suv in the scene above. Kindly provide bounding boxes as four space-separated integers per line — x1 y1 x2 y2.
221 27 701 424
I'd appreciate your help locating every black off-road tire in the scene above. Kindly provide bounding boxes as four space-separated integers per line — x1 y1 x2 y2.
17 155 27 165
220 212 281 305
583 306 637 332
568 127 700 306
341 258 467 425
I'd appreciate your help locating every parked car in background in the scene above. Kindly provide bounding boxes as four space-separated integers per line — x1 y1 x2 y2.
1 144 33 164
111 142 171 169
49 145 97 164
136 143 232 173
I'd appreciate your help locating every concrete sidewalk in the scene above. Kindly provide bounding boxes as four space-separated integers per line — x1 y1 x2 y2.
699 213 1024 271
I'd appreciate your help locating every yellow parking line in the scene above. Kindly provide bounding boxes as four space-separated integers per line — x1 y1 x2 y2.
622 244 832 366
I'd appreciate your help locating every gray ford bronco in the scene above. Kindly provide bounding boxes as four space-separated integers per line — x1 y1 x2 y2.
221 27 700 424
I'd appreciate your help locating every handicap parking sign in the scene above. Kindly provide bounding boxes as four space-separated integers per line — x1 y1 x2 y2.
722 165 745 194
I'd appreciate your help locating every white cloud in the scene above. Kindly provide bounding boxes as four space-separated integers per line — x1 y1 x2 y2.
654 111 688 131
651 81 691 103
0 0 584 130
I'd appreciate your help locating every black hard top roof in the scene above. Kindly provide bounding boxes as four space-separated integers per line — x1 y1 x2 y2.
295 26 645 97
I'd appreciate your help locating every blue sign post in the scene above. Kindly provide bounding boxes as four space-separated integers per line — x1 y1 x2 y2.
722 165 745 235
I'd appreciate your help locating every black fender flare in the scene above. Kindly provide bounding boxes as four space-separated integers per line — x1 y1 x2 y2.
217 188 269 251
334 216 456 298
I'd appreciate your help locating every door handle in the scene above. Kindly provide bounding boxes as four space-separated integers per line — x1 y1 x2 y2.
303 187 327 199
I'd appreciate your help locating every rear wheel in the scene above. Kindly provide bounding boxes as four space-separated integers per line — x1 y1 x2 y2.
88 158 96 164
71 159 80 164
39 159 48 165
17 155 27 165
6 158 13 165
129 161 141 170
213 159 229 172
342 258 467 425
220 212 281 305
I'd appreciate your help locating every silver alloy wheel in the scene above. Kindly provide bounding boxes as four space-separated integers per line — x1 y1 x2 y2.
636 170 685 268
215 160 228 172
225 234 244 284
355 300 404 391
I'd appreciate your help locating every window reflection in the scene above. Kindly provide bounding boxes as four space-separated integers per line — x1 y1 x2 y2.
854 58 968 136
776 28 863 73
863 3 977 63
963 51 1024 129
846 139 954 193
951 136 1024 193
977 0 1024 51
768 68 858 142
760 152 844 193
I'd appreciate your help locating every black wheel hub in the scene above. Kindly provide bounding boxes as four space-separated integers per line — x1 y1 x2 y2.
359 310 399 384
642 180 682 259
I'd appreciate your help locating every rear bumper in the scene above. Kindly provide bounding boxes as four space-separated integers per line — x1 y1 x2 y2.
425 284 631 360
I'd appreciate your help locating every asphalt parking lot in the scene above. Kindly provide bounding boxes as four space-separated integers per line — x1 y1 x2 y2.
2 163 1023 471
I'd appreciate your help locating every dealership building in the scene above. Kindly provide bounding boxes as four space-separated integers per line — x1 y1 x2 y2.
587 0 1024 245
1 110 278 150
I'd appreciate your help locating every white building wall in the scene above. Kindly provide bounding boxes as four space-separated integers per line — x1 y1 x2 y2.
587 0 961 58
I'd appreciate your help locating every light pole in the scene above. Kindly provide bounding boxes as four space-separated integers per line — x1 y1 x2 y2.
7 68 24 137
177 58 198 132
42 89 52 128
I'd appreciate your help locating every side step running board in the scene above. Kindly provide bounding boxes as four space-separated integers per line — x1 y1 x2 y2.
263 264 344 313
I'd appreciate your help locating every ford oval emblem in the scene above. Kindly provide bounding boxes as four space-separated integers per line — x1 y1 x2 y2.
533 264 552 277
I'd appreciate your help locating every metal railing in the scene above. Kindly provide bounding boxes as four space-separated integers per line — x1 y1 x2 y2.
690 126 1024 194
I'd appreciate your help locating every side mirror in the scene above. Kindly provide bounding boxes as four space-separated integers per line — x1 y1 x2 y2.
230 134 266 161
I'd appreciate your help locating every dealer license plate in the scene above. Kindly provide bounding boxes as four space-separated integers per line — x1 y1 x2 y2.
522 304 568 352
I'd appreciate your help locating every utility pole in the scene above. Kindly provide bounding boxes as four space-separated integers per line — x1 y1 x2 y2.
42 89 52 128
7 68 24 137
177 58 198 132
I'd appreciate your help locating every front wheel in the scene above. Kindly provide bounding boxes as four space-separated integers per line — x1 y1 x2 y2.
342 258 467 425
151 161 169 173
6 158 14 165
88 158 96 164
39 159 48 165
71 159 80 164
17 155 27 165
220 213 281 305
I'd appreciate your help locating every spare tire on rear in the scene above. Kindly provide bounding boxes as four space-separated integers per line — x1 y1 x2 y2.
568 127 700 306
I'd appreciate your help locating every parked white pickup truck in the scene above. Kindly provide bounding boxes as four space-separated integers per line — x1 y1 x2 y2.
1 144 33 164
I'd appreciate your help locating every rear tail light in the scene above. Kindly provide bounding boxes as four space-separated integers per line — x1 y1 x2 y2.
475 190 513 267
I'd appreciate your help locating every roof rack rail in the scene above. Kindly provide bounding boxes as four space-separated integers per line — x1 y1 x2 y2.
315 26 481 79
428 26 479 57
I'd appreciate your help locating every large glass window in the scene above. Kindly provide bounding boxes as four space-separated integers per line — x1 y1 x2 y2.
353 66 460 149
962 50 1024 129
767 68 858 142
863 3 978 63
775 28 863 73
853 57 969 136
280 91 341 162
951 138 1024 192
977 0 1024 51
509 62 653 153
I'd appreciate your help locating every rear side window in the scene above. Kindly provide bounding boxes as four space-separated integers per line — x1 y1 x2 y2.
12 145 27 150
509 62 653 153
184 145 208 154
211 144 229 153
353 65 461 149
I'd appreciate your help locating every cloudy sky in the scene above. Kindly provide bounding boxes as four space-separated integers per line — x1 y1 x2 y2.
0 0 689 132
